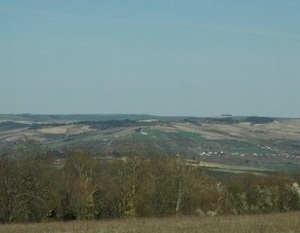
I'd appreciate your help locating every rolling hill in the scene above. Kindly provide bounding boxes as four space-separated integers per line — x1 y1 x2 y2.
0 114 300 172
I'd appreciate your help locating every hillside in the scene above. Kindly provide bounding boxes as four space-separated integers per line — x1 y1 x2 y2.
0 114 300 172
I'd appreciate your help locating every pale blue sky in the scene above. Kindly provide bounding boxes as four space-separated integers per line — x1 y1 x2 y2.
1 0 300 117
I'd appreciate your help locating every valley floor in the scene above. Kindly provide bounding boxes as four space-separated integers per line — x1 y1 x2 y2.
1 212 300 233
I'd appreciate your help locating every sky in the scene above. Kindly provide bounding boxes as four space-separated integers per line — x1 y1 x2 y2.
1 0 300 117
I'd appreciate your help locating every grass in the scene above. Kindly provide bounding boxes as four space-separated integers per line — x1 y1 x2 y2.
197 161 271 172
230 147 276 155
259 163 300 173
1 212 300 233
128 129 205 144
172 131 205 142
129 129 169 142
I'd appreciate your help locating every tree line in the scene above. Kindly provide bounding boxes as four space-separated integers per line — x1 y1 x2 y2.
0 149 300 223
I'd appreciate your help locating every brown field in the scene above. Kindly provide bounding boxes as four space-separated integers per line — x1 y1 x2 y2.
1 212 300 233
173 119 300 140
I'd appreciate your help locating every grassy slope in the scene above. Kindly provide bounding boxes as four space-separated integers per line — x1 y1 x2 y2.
1 212 300 233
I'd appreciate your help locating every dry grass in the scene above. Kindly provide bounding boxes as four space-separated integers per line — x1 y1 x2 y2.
1 212 300 233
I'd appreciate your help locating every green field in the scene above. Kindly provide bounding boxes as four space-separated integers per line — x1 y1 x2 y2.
230 147 277 155
128 129 204 142
172 131 205 142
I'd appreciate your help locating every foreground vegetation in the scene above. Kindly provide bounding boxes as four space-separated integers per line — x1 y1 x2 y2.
1 212 300 233
1 141 300 223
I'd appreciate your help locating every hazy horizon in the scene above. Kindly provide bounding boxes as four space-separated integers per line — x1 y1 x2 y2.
0 113 298 119
1 1 300 118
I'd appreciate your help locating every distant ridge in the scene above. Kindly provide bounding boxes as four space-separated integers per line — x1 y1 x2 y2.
0 114 296 124
0 114 158 123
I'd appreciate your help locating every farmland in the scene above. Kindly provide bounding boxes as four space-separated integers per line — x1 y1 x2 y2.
0 114 300 172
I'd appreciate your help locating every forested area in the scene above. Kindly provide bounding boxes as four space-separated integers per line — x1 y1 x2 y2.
0 149 300 223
